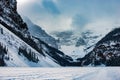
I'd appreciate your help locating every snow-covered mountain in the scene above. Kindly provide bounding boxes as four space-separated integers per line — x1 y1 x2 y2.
0 0 79 67
0 0 119 67
51 30 103 60
77 28 120 66
51 30 81 59
51 31 77 46
23 17 58 49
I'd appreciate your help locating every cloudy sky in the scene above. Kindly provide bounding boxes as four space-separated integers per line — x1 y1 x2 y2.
17 0 120 33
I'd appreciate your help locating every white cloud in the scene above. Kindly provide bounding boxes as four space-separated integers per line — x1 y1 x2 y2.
84 17 120 35
17 0 120 33
36 15 72 32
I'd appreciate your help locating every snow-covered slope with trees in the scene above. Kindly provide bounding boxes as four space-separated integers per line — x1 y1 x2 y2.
0 24 60 67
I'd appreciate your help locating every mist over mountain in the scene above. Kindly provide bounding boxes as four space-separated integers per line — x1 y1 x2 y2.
23 17 58 49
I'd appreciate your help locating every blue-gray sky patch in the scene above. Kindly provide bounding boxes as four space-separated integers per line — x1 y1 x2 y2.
42 0 60 15
71 15 89 31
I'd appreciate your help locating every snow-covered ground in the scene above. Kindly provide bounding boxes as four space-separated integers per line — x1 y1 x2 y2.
0 67 120 80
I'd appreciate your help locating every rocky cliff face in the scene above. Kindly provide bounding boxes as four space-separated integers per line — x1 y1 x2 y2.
0 0 28 33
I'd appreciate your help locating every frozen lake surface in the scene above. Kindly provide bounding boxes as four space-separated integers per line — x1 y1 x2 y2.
0 67 120 80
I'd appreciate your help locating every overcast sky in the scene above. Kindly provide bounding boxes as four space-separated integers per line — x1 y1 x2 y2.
17 0 120 33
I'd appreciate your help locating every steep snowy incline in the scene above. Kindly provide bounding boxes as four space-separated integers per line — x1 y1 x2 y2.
0 24 60 67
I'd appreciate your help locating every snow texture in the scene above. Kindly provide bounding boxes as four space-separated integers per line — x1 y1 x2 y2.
0 67 119 80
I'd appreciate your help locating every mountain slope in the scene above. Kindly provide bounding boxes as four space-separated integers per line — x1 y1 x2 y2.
77 28 120 66
0 24 60 67
23 17 58 49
